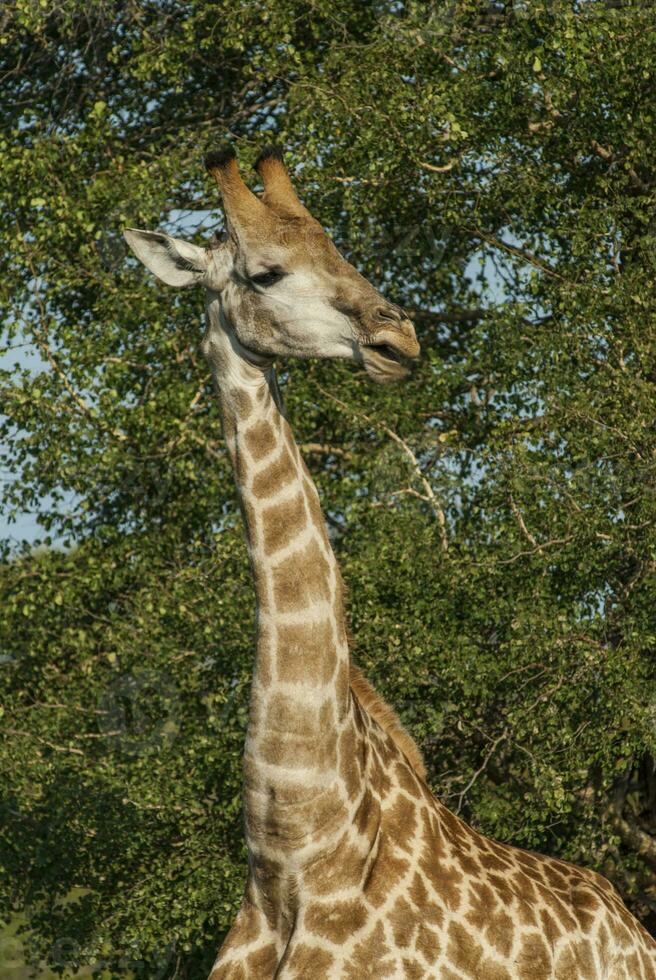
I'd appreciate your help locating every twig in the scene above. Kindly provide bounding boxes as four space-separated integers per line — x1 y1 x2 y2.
455 730 508 814
4 728 85 756
301 442 352 459
418 160 456 174
496 535 574 565
390 487 432 504
509 493 537 547
469 229 565 281
14 701 106 715
328 175 380 186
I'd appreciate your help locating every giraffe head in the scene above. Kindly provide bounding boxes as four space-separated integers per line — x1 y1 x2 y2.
124 146 419 383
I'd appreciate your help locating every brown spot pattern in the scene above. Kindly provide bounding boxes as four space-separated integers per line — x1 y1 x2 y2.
353 785 381 841
231 387 252 419
266 692 317 737
244 418 276 460
516 933 552 976
305 898 368 943
304 837 367 895
272 537 331 611
245 943 278 975
409 872 445 931
276 618 335 685
251 444 297 499
448 920 514 979
284 943 333 977
261 491 307 555
416 923 440 964
365 833 410 907
344 922 396 978
386 794 417 853
388 894 415 949
338 721 361 800
402 958 427 979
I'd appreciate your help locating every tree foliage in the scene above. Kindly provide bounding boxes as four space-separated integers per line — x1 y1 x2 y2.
1 1 655 975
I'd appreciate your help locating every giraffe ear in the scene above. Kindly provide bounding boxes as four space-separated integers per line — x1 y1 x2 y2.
123 228 210 288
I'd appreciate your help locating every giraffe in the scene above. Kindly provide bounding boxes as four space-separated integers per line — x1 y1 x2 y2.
124 147 656 980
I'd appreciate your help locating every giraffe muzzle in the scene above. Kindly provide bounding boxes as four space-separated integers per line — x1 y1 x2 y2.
359 320 420 384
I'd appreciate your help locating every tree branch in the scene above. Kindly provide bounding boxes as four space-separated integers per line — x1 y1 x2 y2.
455 729 508 814
409 307 487 325
317 386 448 551
4 728 85 756
418 159 457 174
468 229 564 281
509 493 537 547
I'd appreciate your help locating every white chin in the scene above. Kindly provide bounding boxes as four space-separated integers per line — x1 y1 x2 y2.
361 347 411 384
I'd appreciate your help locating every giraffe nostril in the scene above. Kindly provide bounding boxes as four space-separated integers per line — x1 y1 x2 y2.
376 305 402 323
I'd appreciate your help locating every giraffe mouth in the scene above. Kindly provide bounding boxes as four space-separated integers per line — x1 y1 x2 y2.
360 339 418 384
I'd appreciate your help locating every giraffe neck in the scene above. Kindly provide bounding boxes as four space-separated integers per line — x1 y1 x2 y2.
204 303 354 862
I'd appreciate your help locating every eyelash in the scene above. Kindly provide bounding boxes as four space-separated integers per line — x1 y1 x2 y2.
250 269 284 287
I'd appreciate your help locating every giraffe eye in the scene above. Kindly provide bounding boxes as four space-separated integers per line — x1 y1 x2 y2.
250 268 285 288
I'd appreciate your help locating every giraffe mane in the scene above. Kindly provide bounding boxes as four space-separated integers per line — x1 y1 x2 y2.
349 664 427 781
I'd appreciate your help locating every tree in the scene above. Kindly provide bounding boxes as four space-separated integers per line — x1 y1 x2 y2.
1 1 655 975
